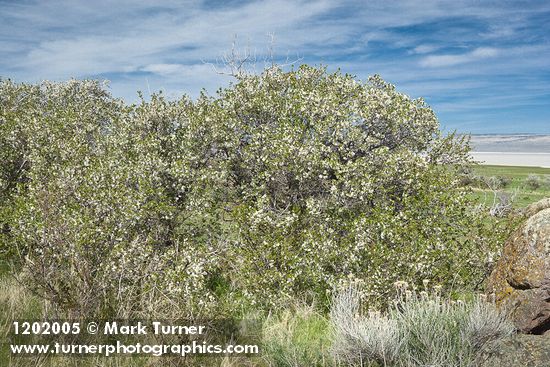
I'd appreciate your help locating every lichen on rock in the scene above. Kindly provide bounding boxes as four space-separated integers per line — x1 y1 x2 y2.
486 198 550 334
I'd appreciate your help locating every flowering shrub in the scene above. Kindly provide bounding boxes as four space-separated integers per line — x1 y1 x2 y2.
0 80 217 317
0 66 510 317
205 66 507 308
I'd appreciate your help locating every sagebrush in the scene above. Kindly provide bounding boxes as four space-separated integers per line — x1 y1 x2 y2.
330 285 515 367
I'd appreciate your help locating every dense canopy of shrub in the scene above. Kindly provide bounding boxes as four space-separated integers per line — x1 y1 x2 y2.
0 66 508 318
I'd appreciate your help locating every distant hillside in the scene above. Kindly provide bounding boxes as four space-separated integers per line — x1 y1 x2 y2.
469 135 550 153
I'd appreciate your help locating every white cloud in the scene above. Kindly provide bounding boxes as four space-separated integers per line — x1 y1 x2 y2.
1 0 339 80
420 47 499 67
1 0 549 133
411 44 439 54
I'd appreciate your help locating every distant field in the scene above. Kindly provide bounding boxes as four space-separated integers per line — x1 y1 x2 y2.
470 152 550 168
469 164 550 208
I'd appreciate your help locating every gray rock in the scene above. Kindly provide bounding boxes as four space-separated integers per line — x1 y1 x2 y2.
477 333 550 367
486 198 550 334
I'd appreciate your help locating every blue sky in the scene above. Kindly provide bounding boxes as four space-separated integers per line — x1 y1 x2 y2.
1 0 549 134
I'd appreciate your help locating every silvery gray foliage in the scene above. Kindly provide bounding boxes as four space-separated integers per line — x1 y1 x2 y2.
331 285 403 365
330 285 515 367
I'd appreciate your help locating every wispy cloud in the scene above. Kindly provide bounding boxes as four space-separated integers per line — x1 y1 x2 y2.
141 64 187 76
411 44 439 54
1 0 549 133
420 47 500 67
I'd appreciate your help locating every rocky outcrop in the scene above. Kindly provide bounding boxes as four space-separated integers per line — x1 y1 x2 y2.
478 333 550 367
522 198 550 218
486 198 550 334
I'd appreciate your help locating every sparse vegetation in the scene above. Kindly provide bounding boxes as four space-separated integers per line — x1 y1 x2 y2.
525 174 547 190
463 165 550 208
262 305 331 367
